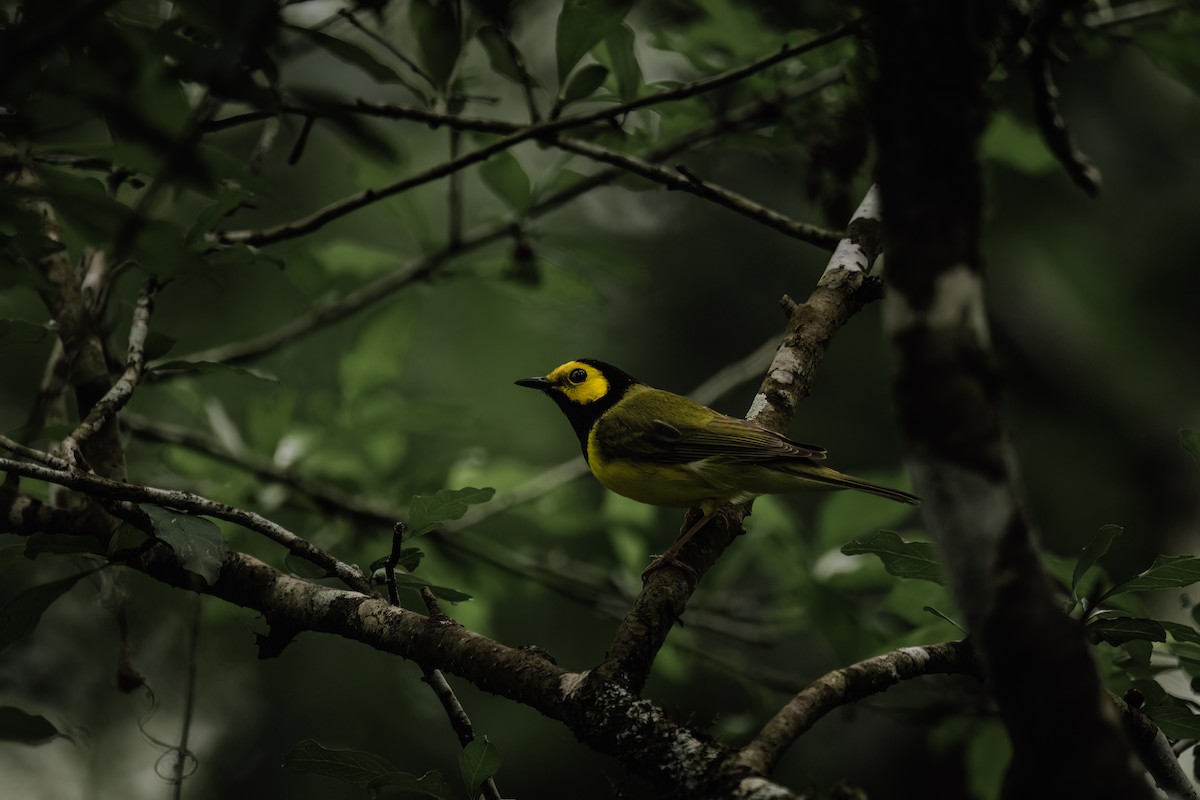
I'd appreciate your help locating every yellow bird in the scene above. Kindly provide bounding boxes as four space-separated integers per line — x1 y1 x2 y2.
516 359 919 569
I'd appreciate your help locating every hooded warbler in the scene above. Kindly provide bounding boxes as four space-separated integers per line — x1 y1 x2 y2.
516 359 919 568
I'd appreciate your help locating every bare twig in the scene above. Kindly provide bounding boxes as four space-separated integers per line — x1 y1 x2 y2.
0 454 372 594
736 641 975 774
248 116 282 174
1029 1 1102 196
176 90 799 370
0 434 71 469
60 278 158 461
122 414 400 525
1111 693 1200 800
557 132 842 249
170 595 202 800
499 24 541 123
210 26 856 247
448 129 463 246
335 7 435 89
383 524 504 800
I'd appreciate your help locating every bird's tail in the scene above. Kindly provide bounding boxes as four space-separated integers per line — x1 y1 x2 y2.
790 464 921 505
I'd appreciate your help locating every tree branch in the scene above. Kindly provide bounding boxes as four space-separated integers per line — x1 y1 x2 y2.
736 641 976 774
4 140 125 480
210 26 855 247
0 453 372 594
592 185 888 692
59 278 158 463
172 91 798 370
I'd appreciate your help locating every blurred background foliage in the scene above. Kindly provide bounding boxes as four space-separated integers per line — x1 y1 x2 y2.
1 0 1199 798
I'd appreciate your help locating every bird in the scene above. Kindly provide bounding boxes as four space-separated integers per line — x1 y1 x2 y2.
515 358 919 573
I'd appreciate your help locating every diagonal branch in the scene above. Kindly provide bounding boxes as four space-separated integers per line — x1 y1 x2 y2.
592 185 887 692
0 453 371 594
172 90 799 370
736 641 975 774
60 278 159 462
210 26 855 247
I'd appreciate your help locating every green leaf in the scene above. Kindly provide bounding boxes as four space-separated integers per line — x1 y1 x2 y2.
1145 702 1200 740
0 707 62 745
287 26 405 84
139 505 229 585
1072 524 1122 595
406 487 495 539
1133 10 1200 99
479 152 533 214
980 110 1057 176
0 319 49 347
841 531 945 584
23 532 104 559
410 0 462 91
1182 429 1200 467
282 739 395 785
0 567 103 655
1108 555 1200 596
370 549 425 576
477 25 537 87
142 331 177 362
604 24 641 102
35 167 200 274
1162 621 1200 646
561 64 609 105
389 573 472 603
1085 614 1166 646
923 606 966 634
149 360 279 382
817 476 920 551
459 738 501 794
555 0 635 84
185 190 249 244
369 770 457 799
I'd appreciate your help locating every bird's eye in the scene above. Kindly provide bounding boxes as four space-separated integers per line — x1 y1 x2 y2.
568 368 588 384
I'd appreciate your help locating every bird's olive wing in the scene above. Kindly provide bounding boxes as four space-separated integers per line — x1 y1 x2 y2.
596 389 826 464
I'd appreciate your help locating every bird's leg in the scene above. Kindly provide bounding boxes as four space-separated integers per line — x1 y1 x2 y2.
641 507 716 583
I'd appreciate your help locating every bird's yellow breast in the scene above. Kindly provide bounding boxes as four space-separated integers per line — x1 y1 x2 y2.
586 425 724 509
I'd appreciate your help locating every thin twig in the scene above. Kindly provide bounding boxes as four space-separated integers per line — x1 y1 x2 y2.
122 414 400 525
0 435 70 469
448 129 463 246
60 278 158 461
0 454 372 594
171 595 203 800
210 26 855 246
177 89 800 370
336 8 435 89
248 116 281 175
384 524 504 800
557 134 842 249
500 24 540 123
1029 1 1102 196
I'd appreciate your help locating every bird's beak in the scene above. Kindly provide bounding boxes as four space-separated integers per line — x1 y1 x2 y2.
515 376 554 391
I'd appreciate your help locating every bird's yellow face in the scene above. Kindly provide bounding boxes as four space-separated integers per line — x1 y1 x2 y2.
541 360 611 405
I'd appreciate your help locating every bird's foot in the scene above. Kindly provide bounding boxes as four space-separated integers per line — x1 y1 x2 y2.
641 552 699 587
